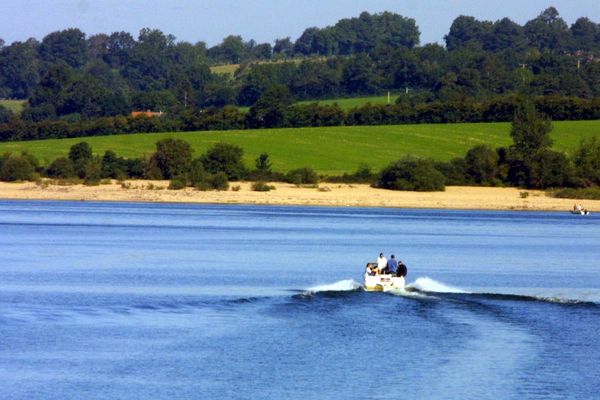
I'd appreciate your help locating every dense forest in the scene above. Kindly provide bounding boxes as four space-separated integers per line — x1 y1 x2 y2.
1 7 600 138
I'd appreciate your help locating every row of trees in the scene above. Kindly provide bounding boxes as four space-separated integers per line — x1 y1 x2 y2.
1 8 600 123
3 93 600 142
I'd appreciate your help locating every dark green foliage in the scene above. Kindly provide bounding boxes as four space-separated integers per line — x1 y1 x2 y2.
434 158 468 185
200 142 246 180
68 141 93 178
510 101 553 154
285 167 318 184
168 177 188 190
151 138 193 179
101 150 126 179
528 149 573 189
551 187 600 200
327 164 376 183
0 105 12 123
464 145 500 185
246 85 293 128
208 172 229 190
573 137 600 186
0 153 35 181
376 157 445 191
46 157 75 178
83 158 102 185
251 181 275 191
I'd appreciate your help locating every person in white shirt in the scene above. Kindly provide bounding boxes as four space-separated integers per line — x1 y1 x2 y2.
376 253 388 274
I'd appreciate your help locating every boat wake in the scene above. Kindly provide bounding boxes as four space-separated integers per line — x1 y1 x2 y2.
304 279 363 294
405 277 598 307
407 277 468 294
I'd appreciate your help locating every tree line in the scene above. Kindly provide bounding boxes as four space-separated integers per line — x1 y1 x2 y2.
1 7 600 128
2 91 600 142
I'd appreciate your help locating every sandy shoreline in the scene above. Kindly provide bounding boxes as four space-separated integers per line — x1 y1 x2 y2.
0 180 596 212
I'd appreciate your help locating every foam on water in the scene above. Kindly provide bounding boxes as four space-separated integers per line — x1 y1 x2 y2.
305 279 362 293
409 277 469 293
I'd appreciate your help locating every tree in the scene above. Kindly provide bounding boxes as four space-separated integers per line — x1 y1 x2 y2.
510 101 553 154
464 145 500 185
200 142 247 180
46 157 76 178
151 138 193 179
0 105 12 123
0 39 40 98
376 157 445 191
0 155 33 181
273 37 294 57
573 136 600 186
69 141 93 178
39 28 88 68
246 85 293 128
255 153 272 173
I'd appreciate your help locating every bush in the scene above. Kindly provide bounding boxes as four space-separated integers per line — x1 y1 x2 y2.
168 177 188 190
286 167 318 184
376 157 445 191
83 158 102 185
251 181 275 191
200 142 247 180
551 187 600 200
151 138 193 179
68 142 93 179
464 145 499 185
46 157 76 178
434 158 468 185
0 154 34 181
327 164 375 183
209 172 229 190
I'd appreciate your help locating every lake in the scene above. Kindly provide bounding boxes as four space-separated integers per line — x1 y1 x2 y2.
1 200 599 399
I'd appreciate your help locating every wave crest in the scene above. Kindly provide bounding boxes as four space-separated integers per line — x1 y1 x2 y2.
408 277 468 293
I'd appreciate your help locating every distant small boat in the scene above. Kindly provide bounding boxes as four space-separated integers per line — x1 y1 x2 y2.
571 210 590 215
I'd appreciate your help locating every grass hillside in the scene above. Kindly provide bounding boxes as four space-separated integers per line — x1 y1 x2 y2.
0 121 598 175
297 94 400 111
209 64 239 76
0 99 26 114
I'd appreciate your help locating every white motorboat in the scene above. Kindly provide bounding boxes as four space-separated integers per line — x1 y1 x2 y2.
364 273 405 292
570 210 590 215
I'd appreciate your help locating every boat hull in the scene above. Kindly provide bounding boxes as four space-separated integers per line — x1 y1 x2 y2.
364 274 405 291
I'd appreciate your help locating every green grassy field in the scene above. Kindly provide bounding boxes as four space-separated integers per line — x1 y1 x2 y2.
0 121 598 175
209 64 240 76
0 99 26 114
297 94 400 111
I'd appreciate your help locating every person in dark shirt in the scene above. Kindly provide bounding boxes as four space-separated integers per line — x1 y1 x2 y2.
387 254 398 275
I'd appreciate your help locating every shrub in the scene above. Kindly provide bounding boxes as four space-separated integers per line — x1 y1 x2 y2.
0 154 34 181
551 187 600 200
251 181 275 191
151 138 193 179
209 172 229 190
286 167 318 184
464 145 499 185
46 157 75 179
200 142 247 180
68 142 93 178
168 177 188 190
573 136 600 186
376 157 445 191
83 158 102 185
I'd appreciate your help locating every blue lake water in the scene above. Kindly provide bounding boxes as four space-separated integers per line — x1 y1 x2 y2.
1 200 599 399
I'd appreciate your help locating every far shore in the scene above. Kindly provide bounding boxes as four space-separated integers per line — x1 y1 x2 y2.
0 180 596 212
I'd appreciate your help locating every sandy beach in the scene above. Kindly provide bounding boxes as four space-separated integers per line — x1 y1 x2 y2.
0 180 596 211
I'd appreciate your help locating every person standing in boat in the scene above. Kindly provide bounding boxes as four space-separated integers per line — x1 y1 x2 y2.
376 253 388 274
